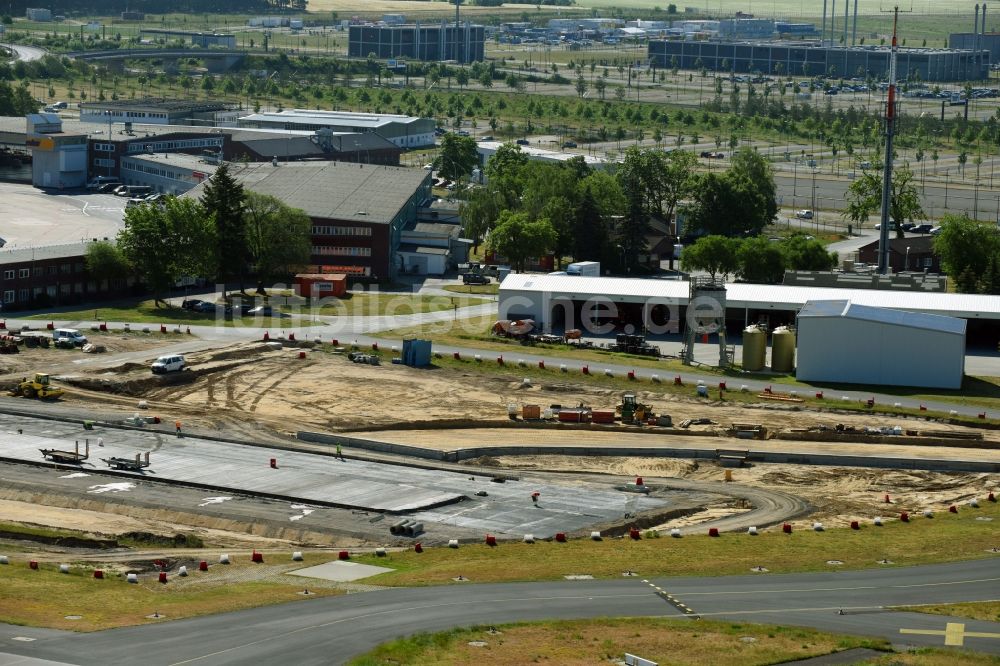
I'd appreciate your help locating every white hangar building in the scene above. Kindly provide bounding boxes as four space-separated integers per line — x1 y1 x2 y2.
795 300 966 390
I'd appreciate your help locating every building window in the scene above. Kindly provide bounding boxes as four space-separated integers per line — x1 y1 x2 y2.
94 158 115 168
18 289 29 301
312 226 373 237
313 246 372 257
60 263 72 274
3 270 13 280
46 266 57 276
19 268 29 278
2 290 13 304
94 143 114 152
33 267 43 277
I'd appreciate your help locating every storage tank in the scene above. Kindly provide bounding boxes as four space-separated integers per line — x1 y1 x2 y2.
771 326 796 373
742 325 767 371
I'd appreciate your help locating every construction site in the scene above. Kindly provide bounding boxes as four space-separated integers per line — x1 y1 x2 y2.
0 323 998 560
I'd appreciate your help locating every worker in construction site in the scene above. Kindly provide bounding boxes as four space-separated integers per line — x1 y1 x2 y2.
175 420 182 437
336 443 344 461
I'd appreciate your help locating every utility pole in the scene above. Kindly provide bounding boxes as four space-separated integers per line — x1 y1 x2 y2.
877 6 901 275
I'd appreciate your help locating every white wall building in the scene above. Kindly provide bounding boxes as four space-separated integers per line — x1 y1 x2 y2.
795 300 966 389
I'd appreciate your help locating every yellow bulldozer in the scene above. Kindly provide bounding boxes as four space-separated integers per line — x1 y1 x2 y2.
10 373 65 400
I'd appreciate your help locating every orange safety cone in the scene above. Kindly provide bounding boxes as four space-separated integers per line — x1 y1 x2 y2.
884 493 892 503
288 332 296 341
454 352 461 360
538 360 545 369
263 331 270 341
949 505 958 513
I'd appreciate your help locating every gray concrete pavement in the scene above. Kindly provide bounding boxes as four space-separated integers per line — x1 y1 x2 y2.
1 559 997 665
0 412 671 538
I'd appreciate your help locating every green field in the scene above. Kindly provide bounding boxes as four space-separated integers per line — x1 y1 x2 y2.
349 617 890 666
23 299 323 328
316 292 488 316
352 501 1000 586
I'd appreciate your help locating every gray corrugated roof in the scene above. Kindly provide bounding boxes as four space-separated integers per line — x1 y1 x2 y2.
0 242 91 265
412 222 461 236
800 299 966 335
185 161 428 225
399 244 449 255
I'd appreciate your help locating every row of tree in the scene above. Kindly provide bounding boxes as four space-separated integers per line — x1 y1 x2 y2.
458 143 779 274
87 165 312 304
680 234 838 283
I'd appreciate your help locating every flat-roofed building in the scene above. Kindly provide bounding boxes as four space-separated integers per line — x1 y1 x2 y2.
80 98 238 127
348 22 485 64
237 109 435 149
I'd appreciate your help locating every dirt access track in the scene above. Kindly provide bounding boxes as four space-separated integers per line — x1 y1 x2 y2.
2 340 997 542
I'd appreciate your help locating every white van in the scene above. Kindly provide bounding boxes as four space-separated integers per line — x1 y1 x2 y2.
151 355 186 374
53 328 87 346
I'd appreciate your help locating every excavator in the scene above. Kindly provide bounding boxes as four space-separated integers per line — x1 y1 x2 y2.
10 373 65 400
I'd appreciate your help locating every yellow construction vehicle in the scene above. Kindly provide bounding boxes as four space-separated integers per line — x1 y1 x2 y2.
10 373 65 400
618 392 652 424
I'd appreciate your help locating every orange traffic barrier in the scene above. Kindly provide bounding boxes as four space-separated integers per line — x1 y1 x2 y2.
199 561 208 571
414 543 423 553
782 523 792 534
708 528 719 537
485 534 497 546
850 521 859 530
538 360 545 369
949 505 958 513
29 560 38 569
159 572 167 583
338 550 349 560
251 550 264 563
93 570 104 579
900 512 910 522
555 532 567 542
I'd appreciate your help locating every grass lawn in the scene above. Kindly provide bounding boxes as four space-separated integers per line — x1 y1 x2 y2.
315 292 488 316
898 601 1000 624
22 300 324 328
441 284 500 295
349 617 890 666
0 558 339 631
352 501 1000 586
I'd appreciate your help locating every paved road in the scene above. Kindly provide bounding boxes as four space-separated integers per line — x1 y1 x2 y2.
1 559 997 665
6 44 46 62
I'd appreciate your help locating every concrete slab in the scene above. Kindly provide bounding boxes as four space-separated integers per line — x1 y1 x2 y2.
287 561 394 582
0 412 670 538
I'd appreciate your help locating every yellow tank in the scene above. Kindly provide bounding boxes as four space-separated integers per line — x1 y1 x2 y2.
742 326 767 372
771 326 796 373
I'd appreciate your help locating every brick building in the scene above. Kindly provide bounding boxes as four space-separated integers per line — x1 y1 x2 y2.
857 236 941 274
185 161 432 281
0 242 135 311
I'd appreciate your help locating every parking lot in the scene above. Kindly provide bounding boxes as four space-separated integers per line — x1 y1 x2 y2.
0 182 126 249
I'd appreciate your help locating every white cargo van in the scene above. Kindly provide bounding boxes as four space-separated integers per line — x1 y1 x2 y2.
53 328 87 346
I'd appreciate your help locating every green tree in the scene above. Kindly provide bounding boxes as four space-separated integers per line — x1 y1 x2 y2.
199 163 247 289
737 236 786 284
487 211 557 272
843 166 923 237
782 234 838 271
243 192 312 283
728 147 778 234
84 241 129 282
680 235 740 280
436 133 478 182
933 214 1000 293
117 198 215 306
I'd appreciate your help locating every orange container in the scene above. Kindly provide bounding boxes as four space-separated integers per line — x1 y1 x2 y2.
522 404 541 420
591 410 615 424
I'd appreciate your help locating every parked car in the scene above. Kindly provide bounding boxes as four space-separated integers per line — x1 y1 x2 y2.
192 301 222 313
86 176 119 190
901 222 916 232
562 140 577 148
180 299 207 311
113 185 130 197
794 209 814 219
462 273 491 285
912 223 934 234
98 181 122 193
247 305 289 318
874 221 899 231
929 226 943 235
151 354 186 374
124 198 146 209
516 138 530 145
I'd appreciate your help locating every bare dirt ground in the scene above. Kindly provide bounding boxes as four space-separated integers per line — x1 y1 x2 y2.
3 341 997 542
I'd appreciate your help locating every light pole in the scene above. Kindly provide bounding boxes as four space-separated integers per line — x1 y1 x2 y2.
905 245 910 272
810 168 818 224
